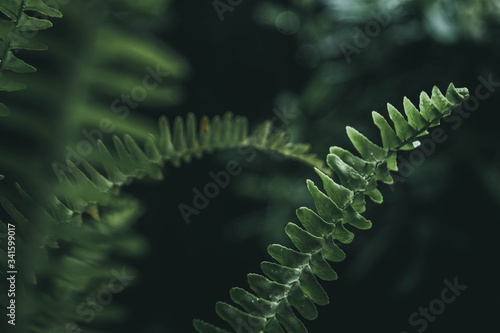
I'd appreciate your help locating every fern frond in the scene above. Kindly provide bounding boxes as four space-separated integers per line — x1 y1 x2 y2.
51 110 330 227
0 180 146 331
194 83 469 333
50 112 330 217
67 112 330 188
155 112 328 172
0 0 62 112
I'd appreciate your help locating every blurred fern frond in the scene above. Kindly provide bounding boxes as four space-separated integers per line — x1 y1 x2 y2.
0 0 62 114
0 0 186 191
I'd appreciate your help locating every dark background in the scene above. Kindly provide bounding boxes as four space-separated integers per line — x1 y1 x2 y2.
0 0 499 332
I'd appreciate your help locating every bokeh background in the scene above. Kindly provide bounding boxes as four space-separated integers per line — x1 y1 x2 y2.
0 0 499 332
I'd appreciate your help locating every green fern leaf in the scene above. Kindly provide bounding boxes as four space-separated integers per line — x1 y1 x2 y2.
194 83 469 333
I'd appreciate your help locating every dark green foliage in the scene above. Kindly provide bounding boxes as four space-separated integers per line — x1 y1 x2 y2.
193 84 469 333
0 2 481 331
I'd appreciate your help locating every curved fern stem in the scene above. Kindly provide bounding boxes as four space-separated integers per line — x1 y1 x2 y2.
48 112 331 218
155 112 329 173
53 112 330 193
156 112 330 173
193 83 469 333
